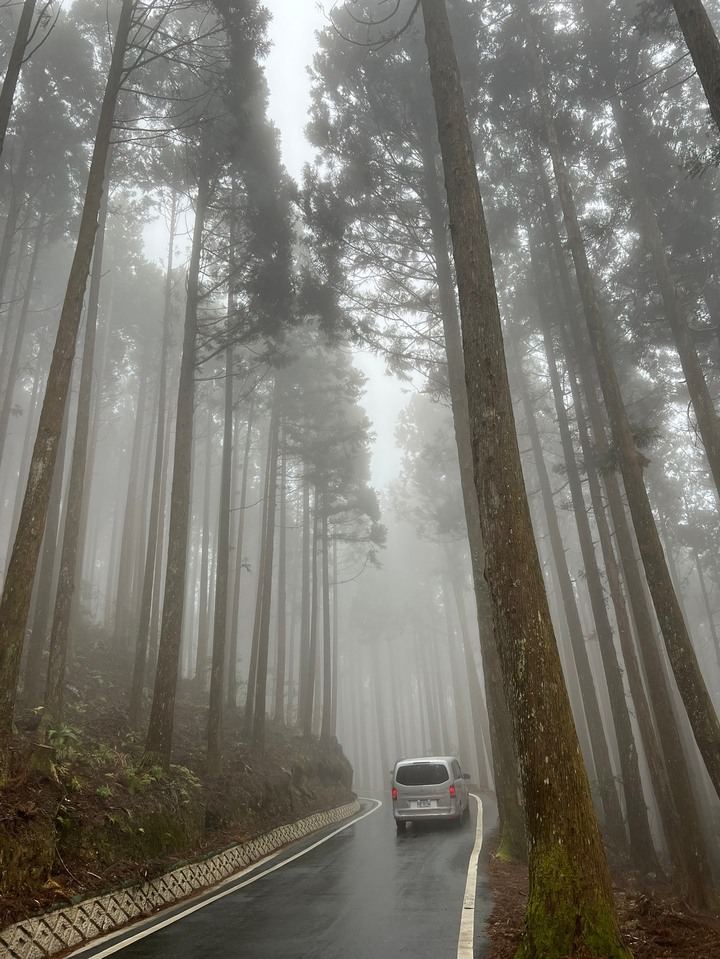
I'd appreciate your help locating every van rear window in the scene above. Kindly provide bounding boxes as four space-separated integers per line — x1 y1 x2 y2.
395 763 449 785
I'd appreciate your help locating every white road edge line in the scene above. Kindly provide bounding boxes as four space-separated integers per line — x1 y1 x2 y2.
456 795 484 959
67 798 383 959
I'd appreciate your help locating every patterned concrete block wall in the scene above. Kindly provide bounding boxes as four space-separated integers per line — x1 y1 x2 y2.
1 800 360 959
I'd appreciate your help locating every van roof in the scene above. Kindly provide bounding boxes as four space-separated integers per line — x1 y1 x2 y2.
394 756 459 766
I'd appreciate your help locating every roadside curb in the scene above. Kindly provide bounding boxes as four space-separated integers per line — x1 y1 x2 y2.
1 799 360 959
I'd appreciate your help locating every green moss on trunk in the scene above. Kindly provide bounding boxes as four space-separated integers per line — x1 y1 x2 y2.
515 843 632 959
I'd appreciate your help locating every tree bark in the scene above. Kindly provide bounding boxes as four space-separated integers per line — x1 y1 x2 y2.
0 0 134 775
416 93 525 858
273 444 287 724
320 499 332 745
0 201 46 472
419 2 629 953
671 0 720 135
128 196 176 728
143 167 209 770
227 404 253 709
194 409 214 692
534 152 718 909
524 6 720 803
206 332 234 775
302 497 320 739
0 0 37 162
44 168 111 722
252 386 280 751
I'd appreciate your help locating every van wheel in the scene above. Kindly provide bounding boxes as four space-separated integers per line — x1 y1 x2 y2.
396 820 406 835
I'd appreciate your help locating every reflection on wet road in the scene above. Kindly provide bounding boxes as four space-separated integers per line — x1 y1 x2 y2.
73 795 497 959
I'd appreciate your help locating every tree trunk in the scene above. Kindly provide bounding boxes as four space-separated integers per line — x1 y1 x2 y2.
297 475 311 728
0 201 46 471
534 153 718 909
243 411 272 742
419 1 629 953
416 91 525 858
23 387 71 705
302 496 319 739
128 197 176 728
511 331 632 852
273 444 287 723
524 12 720 802
320 499 332 745
444 561 492 789
524 232 660 871
143 167 209 770
0 0 37 161
44 169 112 722
671 0 720 135
252 387 280 751
113 350 150 653
0 0 134 775
695 549 720 672
206 332 234 775
613 96 720 498
227 404 253 709
194 410 214 692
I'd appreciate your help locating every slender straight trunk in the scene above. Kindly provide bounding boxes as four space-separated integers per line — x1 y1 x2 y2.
419 2 629 954
416 83 525 857
44 170 112 722
297 477 311 728
330 538 339 737
243 412 272 741
320 500 332 745
695 549 720 671
441 578 474 778
524 235 660 870
206 334 234 775
0 153 28 310
671 0 720 135
23 391 71 705
273 444 287 723
523 8 720 802
148 377 173 677
0 258 24 441
370 653 390 782
0 0 36 160
613 96 720 497
252 389 280 751
445 560 492 788
194 411 214 692
0 0 134 773
302 497 319 739
535 155 717 909
512 332 630 850
227 405 253 709
76 275 115 593
143 168 209 770
128 199 176 727
114 351 150 652
0 202 46 471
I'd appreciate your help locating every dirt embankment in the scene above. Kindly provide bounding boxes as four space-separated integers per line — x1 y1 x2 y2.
1 654 355 930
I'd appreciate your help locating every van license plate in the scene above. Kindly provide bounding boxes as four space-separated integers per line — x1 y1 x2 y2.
415 799 433 808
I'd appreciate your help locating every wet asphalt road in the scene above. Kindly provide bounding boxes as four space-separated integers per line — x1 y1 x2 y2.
76 795 497 959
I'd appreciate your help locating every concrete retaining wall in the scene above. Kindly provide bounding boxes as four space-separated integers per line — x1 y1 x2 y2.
1 799 360 959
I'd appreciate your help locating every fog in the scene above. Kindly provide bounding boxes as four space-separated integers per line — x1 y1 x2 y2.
2 0 720 933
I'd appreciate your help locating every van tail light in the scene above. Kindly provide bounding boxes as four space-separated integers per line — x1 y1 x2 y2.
392 788 397 801
449 785 456 798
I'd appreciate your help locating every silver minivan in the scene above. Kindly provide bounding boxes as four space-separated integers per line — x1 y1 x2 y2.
391 756 471 833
